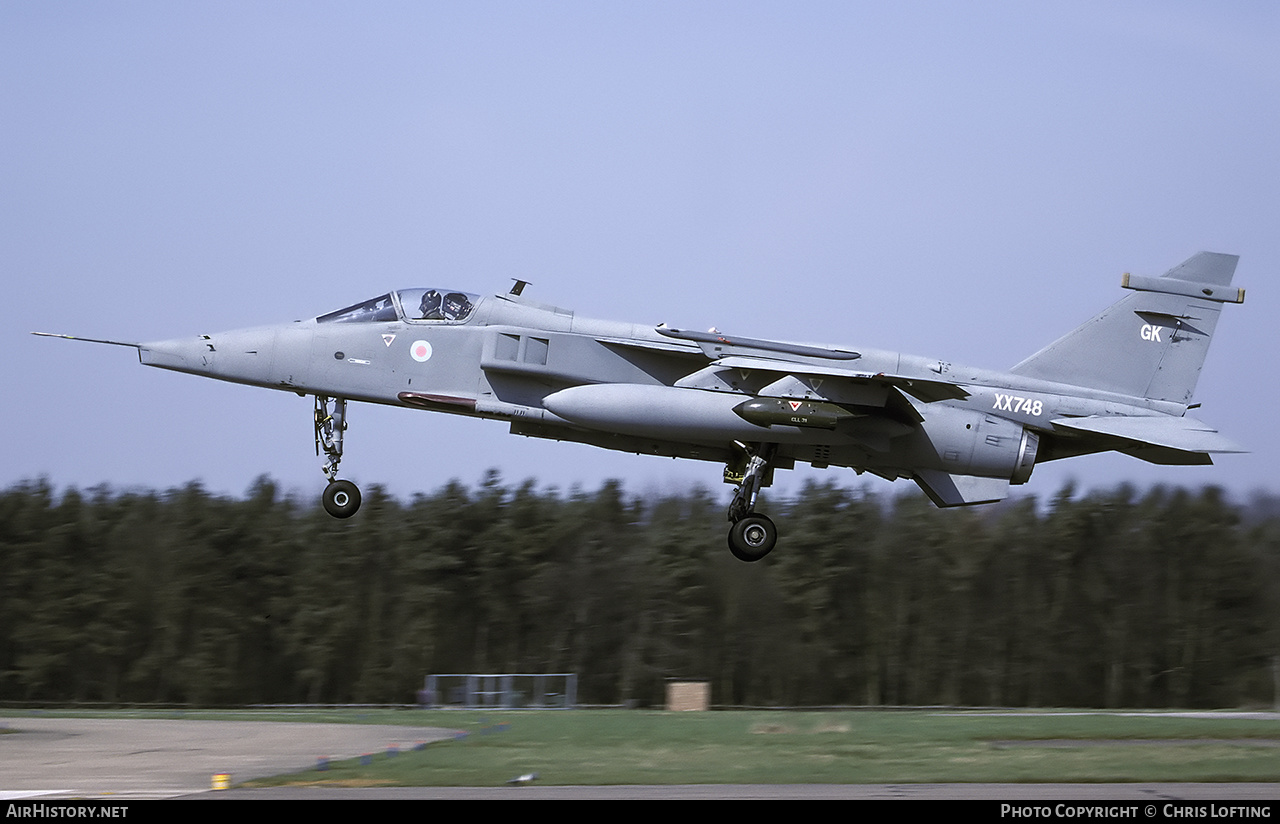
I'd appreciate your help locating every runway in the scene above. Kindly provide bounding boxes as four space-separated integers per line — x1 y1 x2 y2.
1 716 1277 801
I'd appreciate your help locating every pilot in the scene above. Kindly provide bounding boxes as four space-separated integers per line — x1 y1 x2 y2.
419 290 444 320
442 292 472 320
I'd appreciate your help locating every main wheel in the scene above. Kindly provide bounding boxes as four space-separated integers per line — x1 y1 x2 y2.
322 479 362 519
728 514 777 562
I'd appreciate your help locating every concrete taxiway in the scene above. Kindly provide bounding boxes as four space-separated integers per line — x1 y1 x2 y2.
0 716 457 799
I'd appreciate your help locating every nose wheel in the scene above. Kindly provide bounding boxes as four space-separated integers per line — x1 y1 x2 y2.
323 479 362 518
315 395 361 519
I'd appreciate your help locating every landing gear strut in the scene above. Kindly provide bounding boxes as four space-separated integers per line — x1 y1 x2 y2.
725 443 778 562
315 395 361 518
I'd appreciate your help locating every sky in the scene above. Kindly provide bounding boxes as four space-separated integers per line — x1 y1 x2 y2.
4 1 1278 509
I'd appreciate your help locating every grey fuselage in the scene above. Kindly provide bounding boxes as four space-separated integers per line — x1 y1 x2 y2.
134 287 1195 500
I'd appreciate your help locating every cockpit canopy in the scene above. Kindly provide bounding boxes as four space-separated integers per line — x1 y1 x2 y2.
317 289 479 324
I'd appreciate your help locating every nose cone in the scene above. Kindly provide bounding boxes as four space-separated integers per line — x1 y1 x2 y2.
139 336 216 374
140 326 307 389
140 324 315 390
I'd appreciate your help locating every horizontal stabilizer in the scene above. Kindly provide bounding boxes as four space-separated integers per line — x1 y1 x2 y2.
914 470 1010 508
1050 415 1245 457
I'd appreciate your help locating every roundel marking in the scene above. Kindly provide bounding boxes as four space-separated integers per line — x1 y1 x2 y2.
410 340 433 362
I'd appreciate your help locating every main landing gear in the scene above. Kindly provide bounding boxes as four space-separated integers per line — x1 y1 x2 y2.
315 395 361 518
725 443 778 562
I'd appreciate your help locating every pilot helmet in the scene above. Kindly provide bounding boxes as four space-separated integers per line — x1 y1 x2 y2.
419 290 442 317
443 292 470 319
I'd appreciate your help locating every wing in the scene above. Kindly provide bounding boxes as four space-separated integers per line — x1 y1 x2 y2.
708 355 969 404
666 355 959 455
655 325 863 360
672 353 967 413
621 326 969 452
605 326 969 409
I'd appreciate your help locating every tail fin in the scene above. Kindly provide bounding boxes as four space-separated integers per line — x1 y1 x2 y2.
1010 252 1244 404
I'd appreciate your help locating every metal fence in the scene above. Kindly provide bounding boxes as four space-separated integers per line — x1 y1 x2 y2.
421 673 577 709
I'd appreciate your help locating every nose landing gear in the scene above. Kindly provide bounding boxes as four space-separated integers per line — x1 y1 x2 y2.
315 395 361 518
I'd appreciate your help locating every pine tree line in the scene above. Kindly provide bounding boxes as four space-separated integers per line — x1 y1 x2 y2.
2 474 1276 708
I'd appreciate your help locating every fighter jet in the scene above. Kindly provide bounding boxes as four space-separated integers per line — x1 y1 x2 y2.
36 252 1245 561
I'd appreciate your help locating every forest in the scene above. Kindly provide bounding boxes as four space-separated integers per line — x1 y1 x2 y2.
1 474 1277 709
